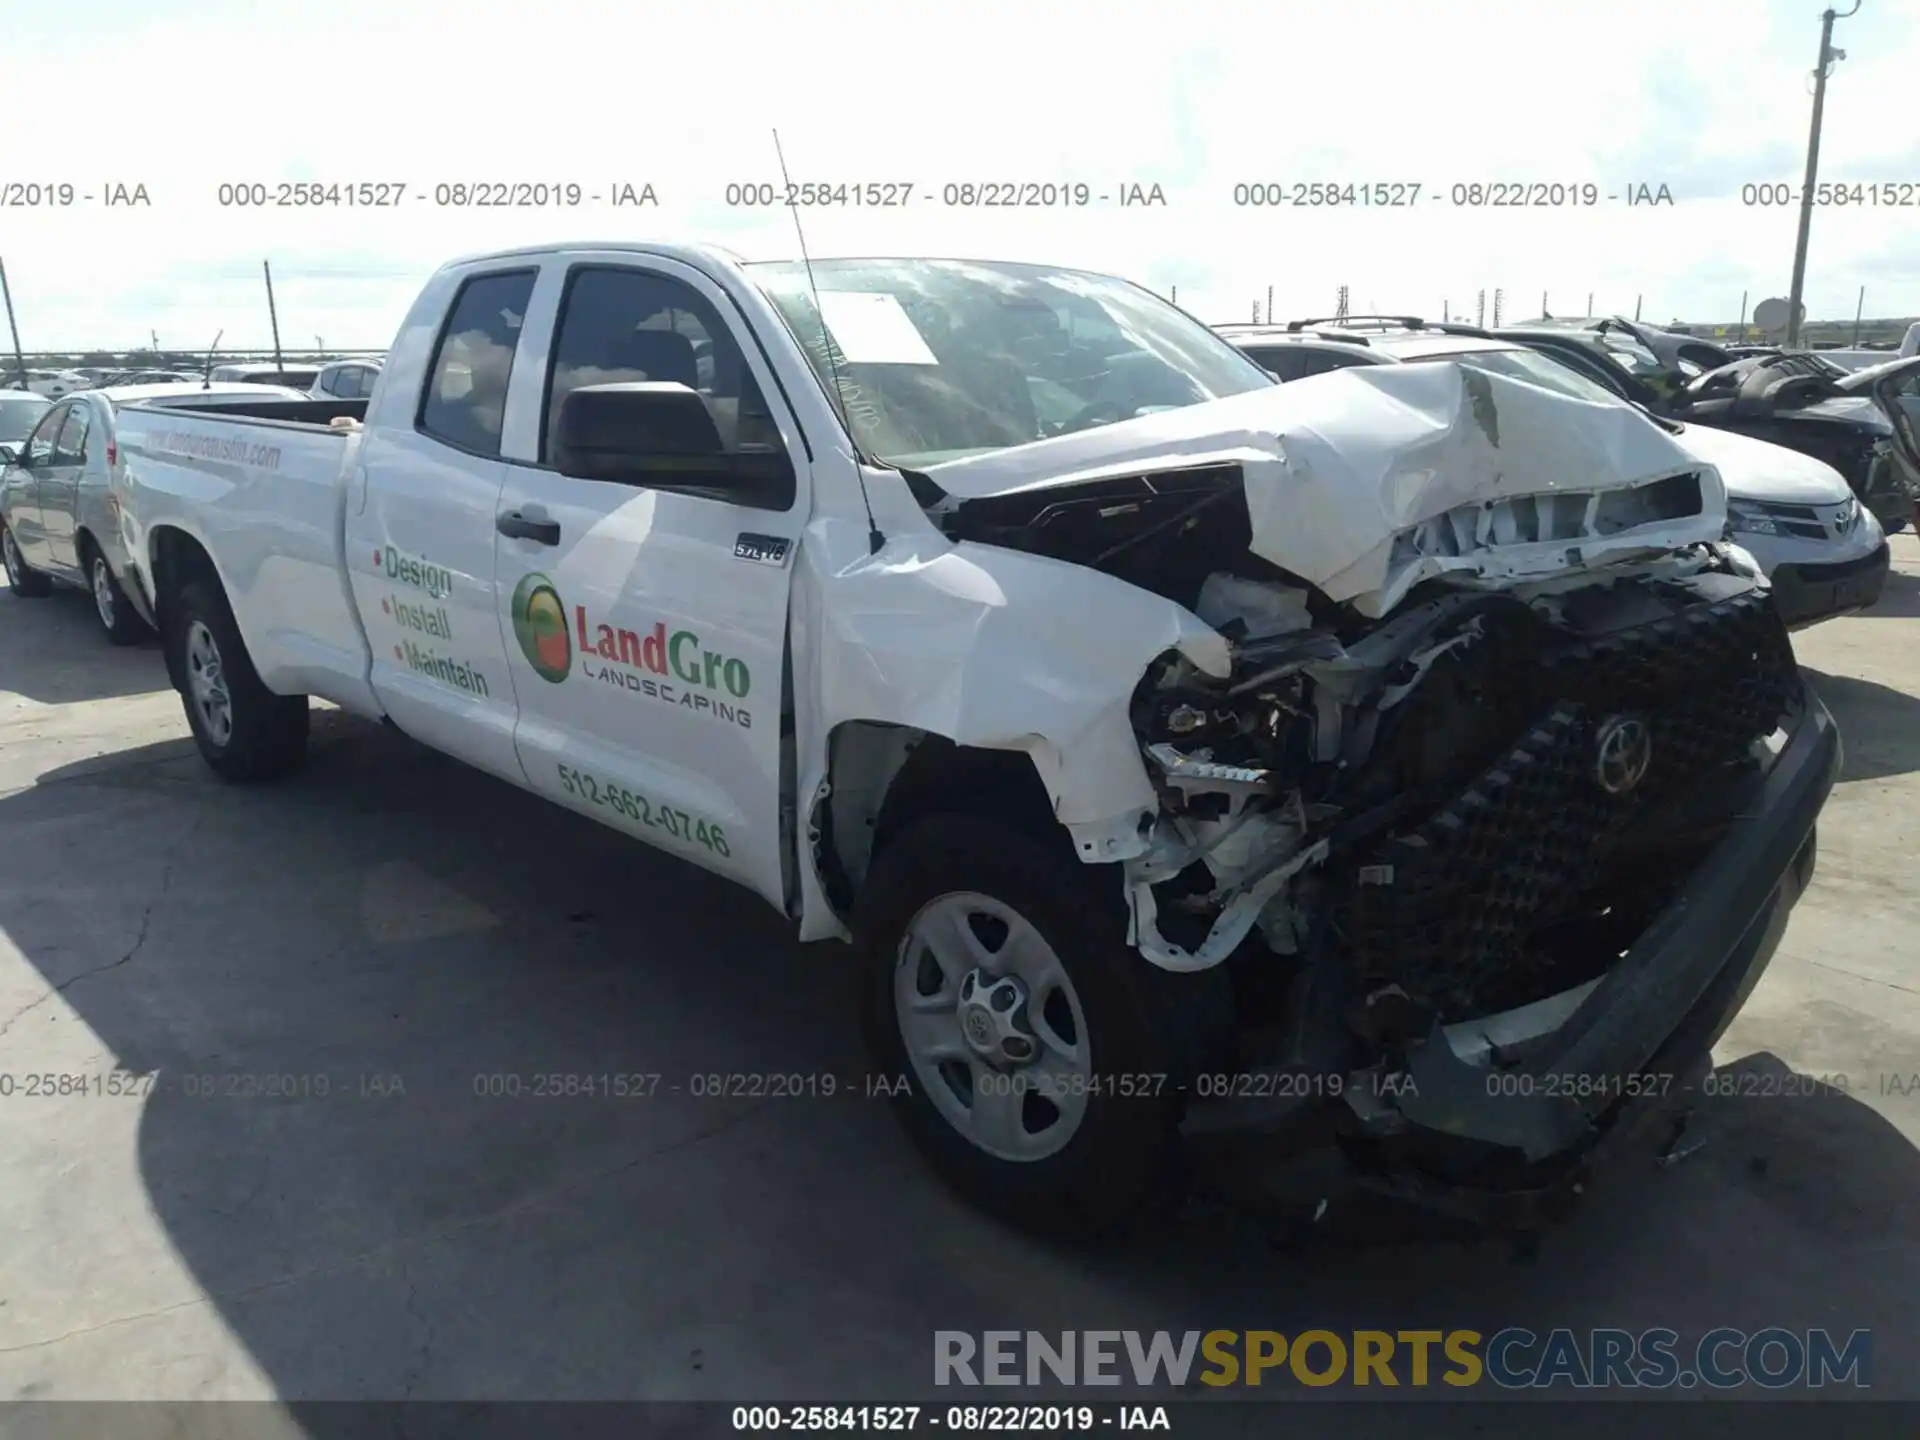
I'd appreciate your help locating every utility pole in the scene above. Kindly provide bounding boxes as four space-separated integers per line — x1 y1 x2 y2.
1786 4 1858 348
1852 286 1865 344
0 258 27 389
263 259 286 375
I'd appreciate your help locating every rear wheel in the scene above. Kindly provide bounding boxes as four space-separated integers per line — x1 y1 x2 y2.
2 524 52 597
857 814 1229 1236
84 541 150 644
166 578 309 780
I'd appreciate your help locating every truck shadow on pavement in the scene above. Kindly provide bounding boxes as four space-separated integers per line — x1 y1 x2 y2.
0 714 1915 1408
1857 567 1920 621
1801 666 1920 780
0 585 171 704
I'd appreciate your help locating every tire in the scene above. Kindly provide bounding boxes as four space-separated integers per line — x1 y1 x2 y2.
164 577 309 780
2 523 53 597
83 539 151 644
856 813 1232 1236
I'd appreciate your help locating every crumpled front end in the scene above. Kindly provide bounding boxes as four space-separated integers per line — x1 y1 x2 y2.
881 362 1822 1213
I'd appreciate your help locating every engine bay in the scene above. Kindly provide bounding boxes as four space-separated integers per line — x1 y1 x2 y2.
1122 547 1799 1050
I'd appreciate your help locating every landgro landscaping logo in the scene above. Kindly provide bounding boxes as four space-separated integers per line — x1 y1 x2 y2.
512 573 571 683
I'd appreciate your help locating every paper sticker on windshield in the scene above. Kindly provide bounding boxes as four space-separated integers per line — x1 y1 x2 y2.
817 292 939 366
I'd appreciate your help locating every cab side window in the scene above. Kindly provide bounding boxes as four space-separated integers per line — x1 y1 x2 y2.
419 270 537 458
541 266 780 468
53 405 91 465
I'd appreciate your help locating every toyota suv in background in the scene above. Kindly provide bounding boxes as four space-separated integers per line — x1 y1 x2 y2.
309 358 383 401
1224 318 1890 629
1484 320 1917 536
0 380 310 639
207 361 322 389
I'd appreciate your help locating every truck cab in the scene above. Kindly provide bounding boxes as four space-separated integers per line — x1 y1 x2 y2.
339 248 817 914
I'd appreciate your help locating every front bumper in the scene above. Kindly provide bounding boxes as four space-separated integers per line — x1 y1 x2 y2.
1187 682 1840 1226
1768 541 1890 629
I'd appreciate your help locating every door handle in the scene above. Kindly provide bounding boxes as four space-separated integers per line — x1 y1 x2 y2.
496 510 561 545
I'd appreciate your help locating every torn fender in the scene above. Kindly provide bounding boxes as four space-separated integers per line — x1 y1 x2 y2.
789 514 1228 941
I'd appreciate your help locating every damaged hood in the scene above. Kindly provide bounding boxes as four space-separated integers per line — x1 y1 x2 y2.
922 362 1726 615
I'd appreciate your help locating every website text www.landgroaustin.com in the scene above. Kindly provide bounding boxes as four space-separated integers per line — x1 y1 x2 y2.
934 1329 1871 1390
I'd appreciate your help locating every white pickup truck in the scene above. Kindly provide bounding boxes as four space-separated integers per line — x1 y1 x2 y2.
107 241 1838 1234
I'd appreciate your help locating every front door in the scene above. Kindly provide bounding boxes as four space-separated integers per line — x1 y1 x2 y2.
346 267 539 785
39 399 97 575
3 403 65 566
491 254 806 911
38 402 91 576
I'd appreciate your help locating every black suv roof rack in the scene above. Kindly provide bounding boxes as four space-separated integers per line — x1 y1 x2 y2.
1284 314 1426 332
1279 316 1500 343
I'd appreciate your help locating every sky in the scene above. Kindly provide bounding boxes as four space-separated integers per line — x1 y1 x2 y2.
3 0 1917 351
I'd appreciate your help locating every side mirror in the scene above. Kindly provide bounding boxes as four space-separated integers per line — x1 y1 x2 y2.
552 382 794 509
0 444 15 464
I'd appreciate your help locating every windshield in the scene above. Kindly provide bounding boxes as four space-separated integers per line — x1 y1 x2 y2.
746 259 1275 466
1595 335 1667 378
1423 347 1628 407
0 395 52 442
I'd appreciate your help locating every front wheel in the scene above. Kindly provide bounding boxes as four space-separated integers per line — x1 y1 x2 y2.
2 524 53 597
85 542 151 644
857 814 1227 1236
165 578 310 780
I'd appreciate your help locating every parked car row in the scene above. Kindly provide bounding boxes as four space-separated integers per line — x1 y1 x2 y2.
5 359 384 401
1220 314 1912 628
0 380 312 637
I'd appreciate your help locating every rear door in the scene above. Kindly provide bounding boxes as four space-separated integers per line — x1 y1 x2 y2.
489 252 807 910
345 267 539 785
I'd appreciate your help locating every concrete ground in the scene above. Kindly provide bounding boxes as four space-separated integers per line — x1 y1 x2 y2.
1 538 1916 1413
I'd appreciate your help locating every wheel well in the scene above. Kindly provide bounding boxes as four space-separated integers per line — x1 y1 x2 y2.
148 527 222 688
815 722 1064 914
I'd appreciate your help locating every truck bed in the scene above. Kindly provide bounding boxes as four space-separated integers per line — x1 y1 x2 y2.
134 395 369 428
115 395 379 716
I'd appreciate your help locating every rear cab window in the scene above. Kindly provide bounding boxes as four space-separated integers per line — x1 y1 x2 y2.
418 270 538 457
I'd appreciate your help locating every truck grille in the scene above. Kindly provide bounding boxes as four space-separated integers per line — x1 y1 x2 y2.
1348 588 1796 1022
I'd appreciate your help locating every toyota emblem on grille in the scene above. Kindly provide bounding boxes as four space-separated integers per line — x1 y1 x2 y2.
1594 715 1653 795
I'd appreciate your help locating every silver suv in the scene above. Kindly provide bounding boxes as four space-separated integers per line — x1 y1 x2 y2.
1220 318 1889 630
